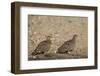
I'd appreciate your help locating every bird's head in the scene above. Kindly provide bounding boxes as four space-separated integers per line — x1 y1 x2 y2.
73 34 78 39
46 35 52 40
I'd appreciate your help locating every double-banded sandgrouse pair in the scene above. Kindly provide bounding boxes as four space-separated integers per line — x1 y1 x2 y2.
31 34 78 56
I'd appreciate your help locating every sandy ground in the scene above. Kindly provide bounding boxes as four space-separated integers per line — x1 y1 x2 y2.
28 53 87 60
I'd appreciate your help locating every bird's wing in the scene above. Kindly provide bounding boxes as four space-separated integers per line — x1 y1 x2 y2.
37 41 47 46
59 40 71 50
63 41 70 46
34 41 48 52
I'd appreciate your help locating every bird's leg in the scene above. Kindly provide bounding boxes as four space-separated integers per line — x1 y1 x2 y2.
67 50 72 54
44 52 50 57
38 51 41 53
32 55 37 59
67 51 71 54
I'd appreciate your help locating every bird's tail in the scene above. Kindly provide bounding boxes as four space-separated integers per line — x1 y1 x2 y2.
31 50 37 56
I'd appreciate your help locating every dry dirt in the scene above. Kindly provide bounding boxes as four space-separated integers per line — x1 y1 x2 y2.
28 15 88 60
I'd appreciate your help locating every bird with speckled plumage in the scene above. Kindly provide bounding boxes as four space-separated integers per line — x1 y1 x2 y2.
57 34 78 54
31 35 52 56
